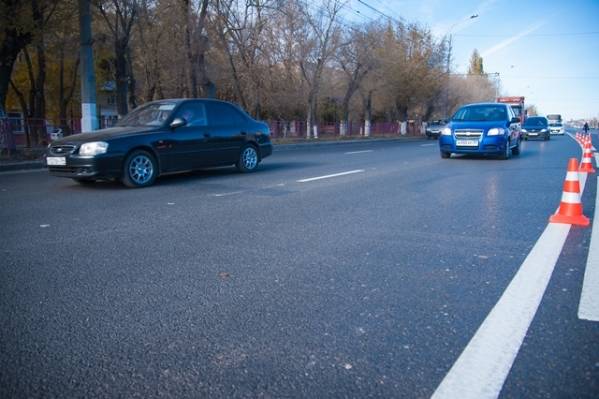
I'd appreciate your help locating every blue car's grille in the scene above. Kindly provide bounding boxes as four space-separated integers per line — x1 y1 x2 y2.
455 129 483 139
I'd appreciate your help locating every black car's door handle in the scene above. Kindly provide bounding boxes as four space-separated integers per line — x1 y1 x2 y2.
240 131 247 135
203 133 211 137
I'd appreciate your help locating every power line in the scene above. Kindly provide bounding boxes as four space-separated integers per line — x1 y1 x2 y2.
454 31 599 37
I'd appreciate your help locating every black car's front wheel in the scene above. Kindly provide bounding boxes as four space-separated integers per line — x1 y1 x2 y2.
236 144 259 172
122 150 157 188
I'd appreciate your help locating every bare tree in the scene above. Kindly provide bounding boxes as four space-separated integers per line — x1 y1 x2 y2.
296 0 345 138
336 22 382 136
95 0 138 116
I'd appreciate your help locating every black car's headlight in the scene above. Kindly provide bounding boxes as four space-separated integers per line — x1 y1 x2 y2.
79 142 109 155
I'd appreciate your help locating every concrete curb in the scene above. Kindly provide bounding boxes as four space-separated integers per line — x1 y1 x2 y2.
0 137 425 172
0 160 46 173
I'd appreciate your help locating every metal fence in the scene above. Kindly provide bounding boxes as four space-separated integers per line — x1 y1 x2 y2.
1 117 423 155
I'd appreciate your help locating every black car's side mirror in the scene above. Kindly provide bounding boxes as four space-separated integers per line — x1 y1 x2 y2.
170 118 187 129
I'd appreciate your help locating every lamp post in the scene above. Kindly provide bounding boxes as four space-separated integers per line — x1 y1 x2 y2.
446 15 478 74
444 14 478 118
487 72 499 102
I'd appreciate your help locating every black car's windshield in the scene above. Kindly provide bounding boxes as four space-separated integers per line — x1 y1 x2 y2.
452 105 507 122
116 102 178 127
523 117 547 127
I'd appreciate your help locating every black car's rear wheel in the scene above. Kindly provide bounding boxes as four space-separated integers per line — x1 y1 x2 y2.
236 144 259 172
122 150 157 188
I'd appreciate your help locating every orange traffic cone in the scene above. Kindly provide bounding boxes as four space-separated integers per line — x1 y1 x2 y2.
549 158 590 226
579 141 596 173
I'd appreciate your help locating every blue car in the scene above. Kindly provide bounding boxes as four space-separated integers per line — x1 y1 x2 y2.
439 102 522 160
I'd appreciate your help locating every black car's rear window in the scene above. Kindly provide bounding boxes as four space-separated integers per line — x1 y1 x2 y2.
208 103 247 126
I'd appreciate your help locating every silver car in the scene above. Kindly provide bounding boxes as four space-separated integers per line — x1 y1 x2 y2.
426 118 450 139
549 122 565 135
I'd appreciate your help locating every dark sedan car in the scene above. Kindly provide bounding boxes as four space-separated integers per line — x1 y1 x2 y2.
439 102 521 160
521 116 550 140
46 99 273 188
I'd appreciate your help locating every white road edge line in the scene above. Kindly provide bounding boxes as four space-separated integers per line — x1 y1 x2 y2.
345 150 373 154
579 176 599 321
432 169 591 399
297 170 364 183
431 223 571 399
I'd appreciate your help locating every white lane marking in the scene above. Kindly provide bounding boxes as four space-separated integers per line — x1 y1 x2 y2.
579 176 599 321
422 143 436 146
212 183 285 197
433 169 590 399
432 223 571 399
297 170 364 183
345 150 373 154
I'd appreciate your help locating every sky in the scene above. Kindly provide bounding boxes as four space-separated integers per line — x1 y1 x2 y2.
346 0 599 122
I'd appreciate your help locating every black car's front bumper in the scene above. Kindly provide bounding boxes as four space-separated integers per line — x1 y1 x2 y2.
45 154 124 180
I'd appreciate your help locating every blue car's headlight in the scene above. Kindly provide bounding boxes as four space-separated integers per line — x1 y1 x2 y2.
79 142 108 155
488 128 505 136
521 129 527 133
441 127 452 136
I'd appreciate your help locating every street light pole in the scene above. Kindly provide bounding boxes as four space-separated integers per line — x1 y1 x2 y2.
444 15 478 118
446 15 478 75
486 72 500 102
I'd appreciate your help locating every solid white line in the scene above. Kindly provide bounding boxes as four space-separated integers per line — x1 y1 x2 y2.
345 150 373 154
579 176 599 321
433 164 591 398
431 223 571 399
297 170 364 183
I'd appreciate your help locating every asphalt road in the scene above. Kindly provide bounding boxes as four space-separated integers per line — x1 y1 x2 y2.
1 132 597 398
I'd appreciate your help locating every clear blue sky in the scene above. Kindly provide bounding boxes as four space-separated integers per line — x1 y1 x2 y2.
348 0 599 122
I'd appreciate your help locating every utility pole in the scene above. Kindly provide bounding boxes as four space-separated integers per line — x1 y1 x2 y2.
444 15 478 118
79 0 98 132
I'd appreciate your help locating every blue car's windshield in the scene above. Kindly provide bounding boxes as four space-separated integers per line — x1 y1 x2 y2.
115 102 178 127
452 105 507 122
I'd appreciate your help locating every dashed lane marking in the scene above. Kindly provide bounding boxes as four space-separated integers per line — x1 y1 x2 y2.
297 170 364 183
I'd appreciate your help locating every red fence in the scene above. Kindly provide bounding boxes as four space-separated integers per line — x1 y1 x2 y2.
265 120 417 138
1 117 422 154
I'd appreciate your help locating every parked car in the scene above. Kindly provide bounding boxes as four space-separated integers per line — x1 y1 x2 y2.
549 122 565 135
426 118 450 139
439 102 521 160
45 99 273 188
521 116 550 140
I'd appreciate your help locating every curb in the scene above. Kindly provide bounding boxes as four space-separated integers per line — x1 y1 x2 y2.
0 137 425 172
0 160 46 173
